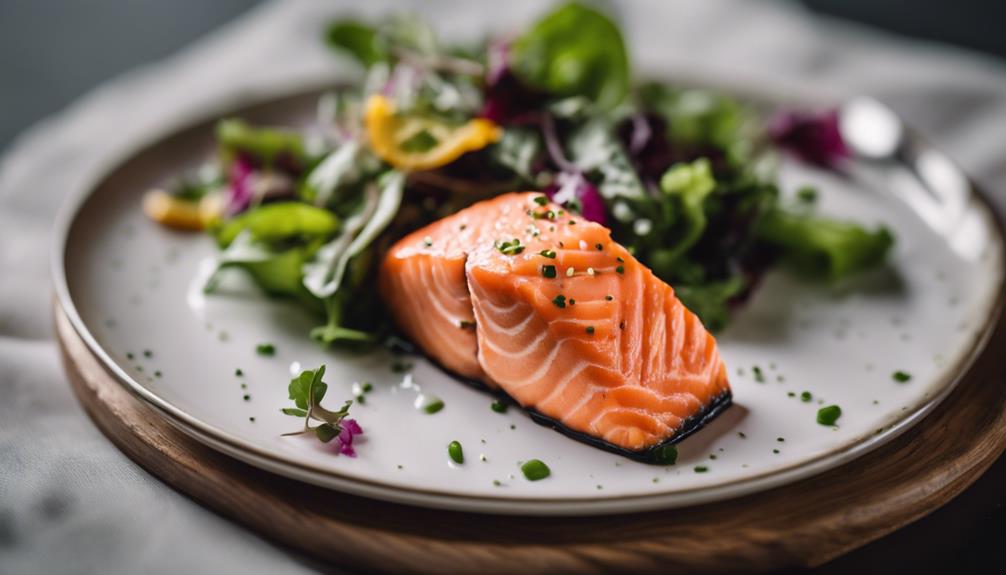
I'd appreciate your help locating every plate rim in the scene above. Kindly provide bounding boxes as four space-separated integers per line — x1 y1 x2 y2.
51 82 1006 516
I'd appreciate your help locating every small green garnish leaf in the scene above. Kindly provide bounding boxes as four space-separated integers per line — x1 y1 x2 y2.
362 382 374 393
800 391 813 402
256 343 276 356
520 459 551 481
615 265 625 274
817 405 842 426
448 440 464 464
533 195 548 206
282 365 356 446
491 400 509 413
314 423 339 443
552 294 567 308
542 264 557 278
694 465 709 473
288 366 328 411
892 371 912 383
585 326 595 335
539 249 557 258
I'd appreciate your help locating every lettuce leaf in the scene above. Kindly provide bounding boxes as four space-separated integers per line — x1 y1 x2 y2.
756 208 894 279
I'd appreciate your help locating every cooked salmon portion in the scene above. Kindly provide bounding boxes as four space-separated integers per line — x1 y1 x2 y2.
380 192 731 457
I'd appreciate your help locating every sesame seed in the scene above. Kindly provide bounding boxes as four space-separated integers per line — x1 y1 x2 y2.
587 267 595 276
566 267 575 277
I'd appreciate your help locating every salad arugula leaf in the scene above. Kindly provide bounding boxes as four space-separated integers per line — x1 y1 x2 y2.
511 3 630 110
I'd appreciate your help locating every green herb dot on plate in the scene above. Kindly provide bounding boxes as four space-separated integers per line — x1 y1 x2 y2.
800 391 812 402
256 343 276 356
448 441 464 464
362 382 374 393
423 399 445 414
892 370 912 383
694 466 709 473
520 459 551 481
817 405 842 426
491 400 508 413
235 368 243 377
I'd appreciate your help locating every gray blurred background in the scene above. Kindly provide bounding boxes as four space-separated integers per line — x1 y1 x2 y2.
1 0 1003 572
2 0 1005 153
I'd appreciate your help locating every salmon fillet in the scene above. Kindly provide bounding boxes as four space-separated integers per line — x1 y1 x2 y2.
380 192 731 460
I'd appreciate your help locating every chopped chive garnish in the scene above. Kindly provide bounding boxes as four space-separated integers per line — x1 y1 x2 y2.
126 352 134 360
533 195 548 206
459 319 476 329
520 459 551 481
585 326 595 335
615 265 625 274
242 394 251 401
892 371 912 383
777 437 785 442
448 441 464 464
616 256 624 262
491 400 508 413
539 249 556 258
800 391 812 402
568 298 575 305
787 391 796 397
752 366 765 383
143 350 153 358
817 405 842 426
496 238 525 255
362 382 374 393
542 265 557 278
694 466 709 473
595 243 603 250
256 343 276 356
235 368 243 377
154 370 162 378
605 295 614 301
552 295 567 308
773 449 780 454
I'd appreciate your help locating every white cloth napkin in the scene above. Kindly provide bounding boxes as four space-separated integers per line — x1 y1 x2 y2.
2 1 1004 572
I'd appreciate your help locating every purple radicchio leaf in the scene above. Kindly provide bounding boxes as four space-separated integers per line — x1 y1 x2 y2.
335 418 363 457
768 108 849 169
546 173 607 226
226 156 255 216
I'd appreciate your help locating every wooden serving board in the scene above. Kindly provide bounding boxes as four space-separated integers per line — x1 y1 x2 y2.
55 302 1006 574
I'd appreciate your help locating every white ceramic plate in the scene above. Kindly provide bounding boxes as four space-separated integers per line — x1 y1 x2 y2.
54 88 1005 515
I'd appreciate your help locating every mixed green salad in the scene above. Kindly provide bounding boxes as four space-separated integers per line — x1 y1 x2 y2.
145 2 893 341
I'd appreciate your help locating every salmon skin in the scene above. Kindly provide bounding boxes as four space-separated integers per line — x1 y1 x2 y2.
380 192 731 462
